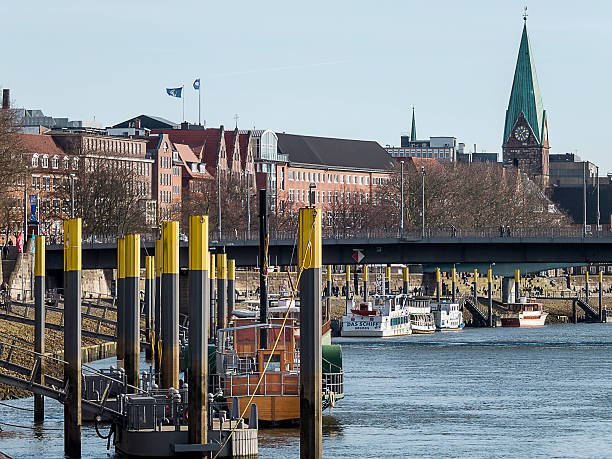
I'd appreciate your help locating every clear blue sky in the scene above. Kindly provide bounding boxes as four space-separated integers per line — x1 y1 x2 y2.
3 1 612 170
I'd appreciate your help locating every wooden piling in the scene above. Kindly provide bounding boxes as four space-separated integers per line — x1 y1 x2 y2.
34 235 45 422
161 221 179 389
299 207 322 459
188 216 209 454
63 218 82 457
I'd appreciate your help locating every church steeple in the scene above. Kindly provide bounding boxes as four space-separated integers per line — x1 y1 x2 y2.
503 19 545 145
410 106 417 142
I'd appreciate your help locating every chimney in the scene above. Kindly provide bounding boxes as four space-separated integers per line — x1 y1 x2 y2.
473 143 477 154
2 89 9 109
134 118 141 129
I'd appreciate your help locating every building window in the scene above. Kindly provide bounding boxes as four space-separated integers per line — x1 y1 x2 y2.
328 191 332 203
32 176 41 190
63 157 69 169
289 189 294 202
32 155 39 167
72 157 79 170
288 171 294 180
41 155 49 168
42 176 51 191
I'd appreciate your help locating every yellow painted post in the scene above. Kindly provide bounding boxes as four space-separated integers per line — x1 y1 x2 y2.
435 268 441 301
209 252 216 339
402 266 409 295
473 268 478 304
154 239 162 382
515 269 520 300
117 238 125 365
227 259 236 323
217 253 227 330
125 234 140 390
345 265 351 301
161 221 179 389
363 265 369 301
487 268 493 326
385 266 391 294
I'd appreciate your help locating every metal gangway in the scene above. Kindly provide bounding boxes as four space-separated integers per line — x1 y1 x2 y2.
460 294 489 327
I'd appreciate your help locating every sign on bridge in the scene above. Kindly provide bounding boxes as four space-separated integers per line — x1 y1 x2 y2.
352 249 365 263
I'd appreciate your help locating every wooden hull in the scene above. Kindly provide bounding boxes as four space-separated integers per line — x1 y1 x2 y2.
229 395 300 423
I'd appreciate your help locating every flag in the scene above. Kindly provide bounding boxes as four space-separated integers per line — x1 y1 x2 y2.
193 78 200 90
166 87 182 98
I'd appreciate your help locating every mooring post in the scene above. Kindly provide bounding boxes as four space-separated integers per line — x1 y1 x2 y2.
216 253 227 331
488 268 493 327
473 268 478 306
402 266 409 295
599 271 603 322
161 221 179 389
451 267 456 303
259 188 269 349
515 269 521 300
34 235 45 422
345 265 351 302
209 253 216 341
144 256 154 361
385 266 391 294
363 265 369 301
435 268 441 302
154 240 162 383
64 218 82 457
188 216 209 453
299 207 322 459
117 237 125 367
326 265 332 311
125 234 140 391
585 271 589 304
573 299 578 324
227 259 235 325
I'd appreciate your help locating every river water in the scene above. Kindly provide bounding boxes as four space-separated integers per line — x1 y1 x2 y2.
1 324 611 458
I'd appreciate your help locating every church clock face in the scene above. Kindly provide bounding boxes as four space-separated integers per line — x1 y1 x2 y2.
514 126 529 142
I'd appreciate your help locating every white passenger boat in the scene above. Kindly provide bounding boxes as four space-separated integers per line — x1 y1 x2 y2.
429 301 465 331
409 300 436 334
501 297 548 327
341 294 412 337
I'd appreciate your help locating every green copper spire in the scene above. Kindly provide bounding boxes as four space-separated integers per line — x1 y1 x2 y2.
503 21 544 145
410 107 416 142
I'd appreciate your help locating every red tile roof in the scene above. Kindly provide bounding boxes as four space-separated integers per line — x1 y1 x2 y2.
239 132 251 169
152 128 222 166
18 133 65 156
175 143 199 164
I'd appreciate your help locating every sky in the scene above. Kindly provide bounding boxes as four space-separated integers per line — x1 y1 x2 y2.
2 1 612 170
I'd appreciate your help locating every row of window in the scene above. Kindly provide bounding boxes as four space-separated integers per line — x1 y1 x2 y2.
160 190 173 203
84 137 144 155
31 175 69 192
288 189 370 205
32 154 78 170
391 150 452 159
85 158 151 176
287 170 372 186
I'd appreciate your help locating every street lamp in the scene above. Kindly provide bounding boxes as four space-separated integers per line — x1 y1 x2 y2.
69 173 76 219
309 182 316 206
421 166 426 238
400 161 404 235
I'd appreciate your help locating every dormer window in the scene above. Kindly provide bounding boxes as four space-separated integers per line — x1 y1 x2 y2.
32 154 39 167
199 164 205 173
52 155 59 169
191 163 197 172
163 142 168 153
63 156 70 169
72 157 79 170
41 155 49 168
173 151 178 161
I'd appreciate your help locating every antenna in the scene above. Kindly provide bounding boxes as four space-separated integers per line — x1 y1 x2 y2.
523 6 528 22
234 113 239 129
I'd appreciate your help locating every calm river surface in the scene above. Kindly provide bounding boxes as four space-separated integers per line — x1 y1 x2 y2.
1 324 611 458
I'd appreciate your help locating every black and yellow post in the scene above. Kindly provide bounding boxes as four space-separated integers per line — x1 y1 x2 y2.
188 215 209 452
599 271 603 321
161 221 179 389
209 253 216 340
298 207 322 459
487 268 493 327
585 271 589 304
435 268 441 302
451 267 457 303
117 237 126 366
385 266 391 294
154 239 162 382
125 234 140 390
63 218 82 457
144 256 154 361
514 269 520 301
227 259 235 324
402 266 408 295
473 269 478 305
326 265 332 311
217 253 227 331
34 235 45 422
345 265 350 302
363 265 368 301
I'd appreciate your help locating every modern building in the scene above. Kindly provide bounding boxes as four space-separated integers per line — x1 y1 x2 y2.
502 18 550 187
549 153 598 188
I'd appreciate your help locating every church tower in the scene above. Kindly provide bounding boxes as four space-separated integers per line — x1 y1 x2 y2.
502 15 549 187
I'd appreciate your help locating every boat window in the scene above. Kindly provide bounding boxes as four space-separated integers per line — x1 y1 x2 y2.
264 354 281 372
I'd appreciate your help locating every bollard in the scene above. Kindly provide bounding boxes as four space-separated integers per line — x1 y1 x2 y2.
385 266 391 294
363 265 369 301
144 256 154 361
515 269 520 300
298 207 322 459
435 268 441 302
451 267 456 303
259 188 269 349
209 253 216 340
64 218 82 457
227 259 235 325
217 253 227 331
188 216 209 450
585 271 589 304
154 240 162 382
345 265 351 302
599 271 603 322
402 266 409 295
117 238 126 366
487 268 493 327
473 269 478 306
34 235 45 422
161 221 179 389
125 234 140 391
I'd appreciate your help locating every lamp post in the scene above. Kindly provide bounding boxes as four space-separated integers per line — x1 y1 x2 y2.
69 173 75 219
309 182 316 206
400 161 404 235
421 166 425 238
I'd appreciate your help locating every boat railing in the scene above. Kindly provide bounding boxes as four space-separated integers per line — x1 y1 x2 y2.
322 372 344 397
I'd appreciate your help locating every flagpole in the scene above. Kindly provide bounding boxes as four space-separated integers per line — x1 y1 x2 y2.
198 82 201 126
182 85 185 123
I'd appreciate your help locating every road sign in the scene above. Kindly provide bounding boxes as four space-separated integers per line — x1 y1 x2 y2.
352 249 365 263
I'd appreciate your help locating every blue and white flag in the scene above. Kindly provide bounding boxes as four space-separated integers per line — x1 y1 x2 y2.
193 78 200 90
166 87 182 98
